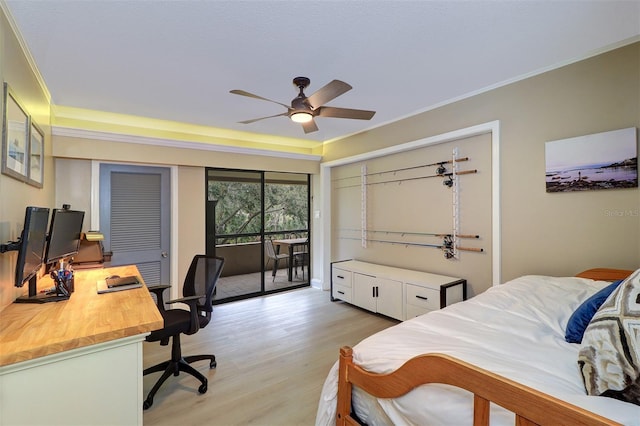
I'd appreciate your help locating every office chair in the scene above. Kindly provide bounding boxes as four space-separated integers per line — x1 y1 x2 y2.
143 255 225 409
265 239 288 281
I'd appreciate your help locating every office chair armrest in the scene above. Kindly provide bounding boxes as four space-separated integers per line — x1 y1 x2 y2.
166 294 204 335
147 284 171 293
147 285 172 312
165 294 203 305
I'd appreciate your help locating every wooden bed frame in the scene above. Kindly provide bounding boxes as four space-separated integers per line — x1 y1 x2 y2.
336 268 634 426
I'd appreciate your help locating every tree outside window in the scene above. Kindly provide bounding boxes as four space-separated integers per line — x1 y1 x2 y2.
208 174 308 245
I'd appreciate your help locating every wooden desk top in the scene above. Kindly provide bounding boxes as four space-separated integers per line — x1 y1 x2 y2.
0 265 163 367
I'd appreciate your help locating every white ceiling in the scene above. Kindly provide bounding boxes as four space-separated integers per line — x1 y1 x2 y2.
4 0 640 143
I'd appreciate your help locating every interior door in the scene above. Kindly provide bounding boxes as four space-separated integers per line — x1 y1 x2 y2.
99 164 170 286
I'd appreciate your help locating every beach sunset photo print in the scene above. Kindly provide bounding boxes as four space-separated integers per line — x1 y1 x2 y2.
545 127 638 193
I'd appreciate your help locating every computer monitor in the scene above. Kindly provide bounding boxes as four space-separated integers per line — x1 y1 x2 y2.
14 206 50 301
44 208 85 265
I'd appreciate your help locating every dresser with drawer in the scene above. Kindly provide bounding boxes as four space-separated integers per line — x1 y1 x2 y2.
331 260 466 321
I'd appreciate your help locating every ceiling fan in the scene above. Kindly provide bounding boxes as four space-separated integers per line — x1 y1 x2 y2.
230 77 376 134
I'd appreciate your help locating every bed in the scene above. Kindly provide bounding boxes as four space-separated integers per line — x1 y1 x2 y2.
316 268 640 426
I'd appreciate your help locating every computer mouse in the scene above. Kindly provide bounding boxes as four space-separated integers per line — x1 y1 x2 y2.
106 275 120 280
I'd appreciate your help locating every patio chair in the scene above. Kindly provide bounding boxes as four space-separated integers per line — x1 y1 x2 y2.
265 239 288 281
293 238 309 280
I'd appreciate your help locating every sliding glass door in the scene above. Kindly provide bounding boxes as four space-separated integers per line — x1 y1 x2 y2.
206 168 310 303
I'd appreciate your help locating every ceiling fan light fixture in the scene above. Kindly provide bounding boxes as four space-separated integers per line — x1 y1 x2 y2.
230 77 375 133
290 111 313 123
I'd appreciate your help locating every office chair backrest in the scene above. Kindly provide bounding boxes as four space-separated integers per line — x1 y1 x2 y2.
183 255 225 318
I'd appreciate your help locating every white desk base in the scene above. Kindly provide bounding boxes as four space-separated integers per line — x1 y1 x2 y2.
0 334 148 425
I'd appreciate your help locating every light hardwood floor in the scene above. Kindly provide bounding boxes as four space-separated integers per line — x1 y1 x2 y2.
143 287 397 425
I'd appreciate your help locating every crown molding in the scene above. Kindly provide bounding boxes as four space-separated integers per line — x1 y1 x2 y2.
0 0 51 102
51 126 322 161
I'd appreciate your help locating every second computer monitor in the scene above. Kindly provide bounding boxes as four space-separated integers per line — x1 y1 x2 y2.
44 208 85 265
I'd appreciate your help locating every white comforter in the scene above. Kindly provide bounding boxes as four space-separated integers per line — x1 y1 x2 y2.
315 275 640 425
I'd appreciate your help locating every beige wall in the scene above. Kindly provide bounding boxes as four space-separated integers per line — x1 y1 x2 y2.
0 10 54 310
331 133 493 296
52 135 320 174
176 166 205 292
54 158 92 222
324 42 640 283
51 138 319 257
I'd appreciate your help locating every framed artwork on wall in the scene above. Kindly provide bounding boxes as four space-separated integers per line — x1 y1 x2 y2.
1 82 45 187
1 82 30 182
27 121 44 188
545 127 638 193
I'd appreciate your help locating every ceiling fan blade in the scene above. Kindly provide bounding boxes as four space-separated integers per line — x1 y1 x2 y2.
317 106 376 120
301 119 319 134
238 112 288 124
230 89 290 109
305 80 352 108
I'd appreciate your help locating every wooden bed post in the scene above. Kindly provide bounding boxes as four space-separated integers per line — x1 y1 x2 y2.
473 394 490 426
337 346 355 426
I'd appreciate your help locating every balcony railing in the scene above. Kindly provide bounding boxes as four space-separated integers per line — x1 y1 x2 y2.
214 230 308 277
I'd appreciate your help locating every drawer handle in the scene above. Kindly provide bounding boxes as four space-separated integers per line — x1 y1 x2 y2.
415 295 429 301
337 275 344 279
338 291 345 295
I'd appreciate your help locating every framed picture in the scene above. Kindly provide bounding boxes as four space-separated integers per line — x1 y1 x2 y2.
1 82 30 182
545 127 638 192
27 121 44 188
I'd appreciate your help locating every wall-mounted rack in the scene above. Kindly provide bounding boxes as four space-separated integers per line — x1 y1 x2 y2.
339 228 483 259
338 149 483 259
332 157 469 182
451 148 460 258
335 169 477 189
339 235 483 258
339 228 479 239
361 164 367 248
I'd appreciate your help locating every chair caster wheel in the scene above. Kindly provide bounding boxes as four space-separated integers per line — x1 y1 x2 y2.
198 383 208 394
143 398 153 410
210 360 217 368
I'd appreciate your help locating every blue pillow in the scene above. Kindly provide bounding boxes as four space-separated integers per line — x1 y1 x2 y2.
565 280 623 344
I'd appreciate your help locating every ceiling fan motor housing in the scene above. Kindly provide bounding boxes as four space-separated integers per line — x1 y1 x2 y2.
292 76 311 90
291 96 311 111
291 77 313 116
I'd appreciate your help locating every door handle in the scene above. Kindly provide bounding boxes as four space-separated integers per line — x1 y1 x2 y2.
161 252 168 258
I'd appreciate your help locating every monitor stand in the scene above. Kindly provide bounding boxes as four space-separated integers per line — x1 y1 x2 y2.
14 275 69 304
